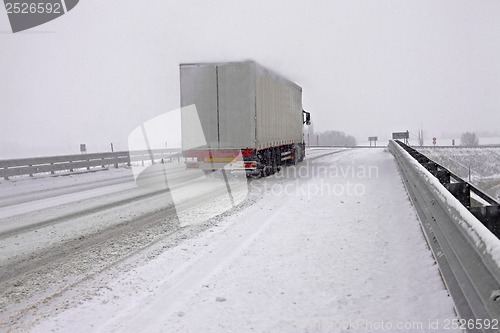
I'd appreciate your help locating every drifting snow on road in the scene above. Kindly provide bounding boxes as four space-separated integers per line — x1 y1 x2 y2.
24 149 458 333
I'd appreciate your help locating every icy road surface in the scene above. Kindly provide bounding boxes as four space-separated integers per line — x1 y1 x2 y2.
2 149 458 332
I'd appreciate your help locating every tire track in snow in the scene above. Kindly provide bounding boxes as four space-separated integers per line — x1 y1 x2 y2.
0 187 170 240
0 168 248 329
0 149 350 330
0 204 179 329
95 150 353 332
0 172 134 206
97 192 294 333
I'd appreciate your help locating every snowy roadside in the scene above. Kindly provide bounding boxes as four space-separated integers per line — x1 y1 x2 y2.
28 149 459 333
0 167 134 204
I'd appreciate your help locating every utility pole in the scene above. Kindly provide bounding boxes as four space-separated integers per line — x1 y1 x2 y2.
111 143 114 152
317 134 319 146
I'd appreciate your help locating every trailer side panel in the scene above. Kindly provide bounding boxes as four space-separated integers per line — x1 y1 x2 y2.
180 64 218 149
217 62 256 149
255 64 303 150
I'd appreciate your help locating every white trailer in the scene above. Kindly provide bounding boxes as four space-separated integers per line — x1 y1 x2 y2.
180 61 310 176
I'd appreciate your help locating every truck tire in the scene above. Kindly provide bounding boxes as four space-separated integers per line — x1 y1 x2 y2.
246 170 261 178
259 149 275 177
271 149 278 174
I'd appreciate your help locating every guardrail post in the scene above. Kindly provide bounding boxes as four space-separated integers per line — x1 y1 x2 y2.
415 155 429 164
87 159 90 171
101 158 105 168
469 206 500 238
69 160 73 172
3 167 8 180
50 163 55 174
434 169 450 185
423 162 452 185
423 162 437 173
445 182 471 207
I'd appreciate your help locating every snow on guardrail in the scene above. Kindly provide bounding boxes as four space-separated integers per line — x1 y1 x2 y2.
396 144 500 266
390 140 500 331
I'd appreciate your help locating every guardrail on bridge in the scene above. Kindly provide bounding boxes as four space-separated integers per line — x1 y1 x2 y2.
0 149 181 180
390 140 500 332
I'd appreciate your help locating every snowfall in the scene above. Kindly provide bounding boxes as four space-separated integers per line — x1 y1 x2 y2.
0 148 461 332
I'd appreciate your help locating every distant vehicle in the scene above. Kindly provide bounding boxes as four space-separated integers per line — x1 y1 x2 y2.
180 61 311 177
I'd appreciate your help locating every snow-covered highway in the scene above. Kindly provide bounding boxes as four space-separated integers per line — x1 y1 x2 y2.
0 148 459 332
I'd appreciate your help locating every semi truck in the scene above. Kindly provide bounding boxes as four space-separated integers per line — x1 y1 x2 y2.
180 60 310 177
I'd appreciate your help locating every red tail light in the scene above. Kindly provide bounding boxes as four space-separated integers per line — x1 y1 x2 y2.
241 149 254 157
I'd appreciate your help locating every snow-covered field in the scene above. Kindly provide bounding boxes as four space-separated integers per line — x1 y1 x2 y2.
410 136 500 147
0 148 459 332
417 147 500 201
359 136 500 148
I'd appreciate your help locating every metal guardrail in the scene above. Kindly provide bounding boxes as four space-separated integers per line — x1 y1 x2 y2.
398 142 500 236
390 140 500 332
0 149 182 180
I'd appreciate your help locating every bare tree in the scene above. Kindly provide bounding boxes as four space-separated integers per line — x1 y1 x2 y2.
317 130 357 146
417 129 424 146
460 132 479 146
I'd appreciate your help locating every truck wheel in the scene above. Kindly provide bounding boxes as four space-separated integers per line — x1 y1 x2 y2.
272 148 280 174
263 149 275 176
261 167 271 177
271 157 277 174
246 170 260 178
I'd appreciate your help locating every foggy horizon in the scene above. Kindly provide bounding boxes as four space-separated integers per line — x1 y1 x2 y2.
1 0 500 158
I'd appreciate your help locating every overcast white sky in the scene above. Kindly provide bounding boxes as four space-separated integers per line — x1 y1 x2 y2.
1 0 500 158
